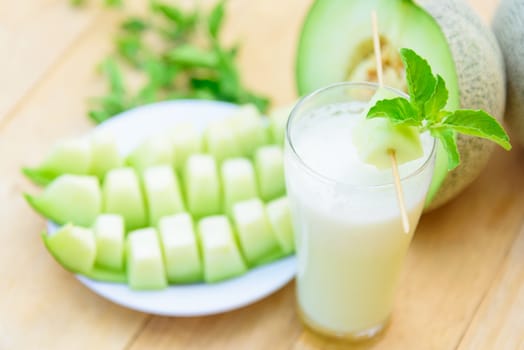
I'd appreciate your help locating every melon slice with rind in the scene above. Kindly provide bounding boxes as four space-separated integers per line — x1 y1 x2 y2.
205 120 242 164
231 198 282 266
228 104 269 157
184 154 221 218
171 122 203 173
89 131 122 180
266 197 295 255
126 227 167 290
221 158 258 217
254 146 286 201
143 165 185 226
102 167 147 231
126 135 173 172
158 213 203 284
25 174 101 227
197 215 247 283
93 214 125 271
23 138 91 186
42 224 96 274
296 0 505 210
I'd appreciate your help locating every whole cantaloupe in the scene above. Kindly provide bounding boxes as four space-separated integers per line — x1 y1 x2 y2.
296 0 506 210
493 0 524 146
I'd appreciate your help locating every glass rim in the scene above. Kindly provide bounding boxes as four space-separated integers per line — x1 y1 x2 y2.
285 81 437 189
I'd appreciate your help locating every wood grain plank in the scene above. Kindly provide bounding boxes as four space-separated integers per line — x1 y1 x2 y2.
457 226 524 350
0 0 97 126
0 9 148 350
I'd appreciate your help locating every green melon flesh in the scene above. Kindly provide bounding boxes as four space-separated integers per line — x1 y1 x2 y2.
221 158 258 217
269 105 293 146
23 139 91 186
158 213 203 284
89 131 122 180
42 225 96 274
296 0 505 210
126 227 168 290
493 0 524 146
143 165 185 226
171 122 203 173
266 197 295 255
231 198 282 267
93 214 125 271
25 174 101 227
184 154 221 218
254 146 286 201
228 105 269 157
126 135 173 172
102 167 147 231
205 120 242 163
198 216 247 283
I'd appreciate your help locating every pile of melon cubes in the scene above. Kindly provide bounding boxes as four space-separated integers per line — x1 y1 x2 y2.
24 105 294 290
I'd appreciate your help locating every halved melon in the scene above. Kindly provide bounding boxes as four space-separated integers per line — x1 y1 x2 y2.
296 0 505 210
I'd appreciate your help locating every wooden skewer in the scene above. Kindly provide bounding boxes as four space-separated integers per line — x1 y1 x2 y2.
371 11 410 234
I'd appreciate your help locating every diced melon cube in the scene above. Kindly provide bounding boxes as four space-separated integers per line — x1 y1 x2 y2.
254 146 285 201
158 213 202 283
184 155 221 218
221 158 258 216
93 214 125 271
266 197 295 255
102 167 147 231
269 105 293 145
43 224 96 274
23 138 91 186
126 228 167 290
126 135 173 172
198 216 247 283
143 165 185 226
204 120 241 163
171 123 203 173
352 118 423 169
232 199 282 266
89 131 122 180
25 174 101 227
228 104 269 157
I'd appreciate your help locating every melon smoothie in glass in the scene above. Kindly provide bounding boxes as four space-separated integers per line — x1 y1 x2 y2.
284 82 436 341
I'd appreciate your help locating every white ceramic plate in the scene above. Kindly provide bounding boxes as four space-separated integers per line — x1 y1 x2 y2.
47 100 296 316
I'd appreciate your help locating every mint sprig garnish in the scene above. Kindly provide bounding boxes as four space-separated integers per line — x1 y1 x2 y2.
367 48 511 170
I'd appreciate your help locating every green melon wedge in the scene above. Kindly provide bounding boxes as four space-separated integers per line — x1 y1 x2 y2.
296 0 505 210
266 197 295 255
228 105 270 157
93 214 125 271
143 165 185 226
221 158 258 217
231 198 282 267
269 105 293 146
23 138 91 186
158 213 203 284
102 167 147 231
205 120 242 164
25 174 101 227
89 131 123 180
198 216 247 283
254 146 286 201
42 224 96 274
171 122 203 173
126 227 168 290
184 154 221 218
126 135 174 172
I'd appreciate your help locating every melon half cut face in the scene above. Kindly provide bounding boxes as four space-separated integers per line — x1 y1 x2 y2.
296 0 460 203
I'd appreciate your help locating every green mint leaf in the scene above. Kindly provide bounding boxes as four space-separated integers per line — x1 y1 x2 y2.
121 18 148 33
424 74 448 121
100 57 125 96
367 97 420 126
441 110 511 150
105 0 122 7
432 128 460 170
400 48 436 115
166 45 219 69
209 1 225 38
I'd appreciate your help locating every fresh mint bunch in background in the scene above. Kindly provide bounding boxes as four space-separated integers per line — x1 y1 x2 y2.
367 48 511 170
84 1 269 123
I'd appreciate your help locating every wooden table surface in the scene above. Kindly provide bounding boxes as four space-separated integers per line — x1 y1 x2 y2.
2 0 524 349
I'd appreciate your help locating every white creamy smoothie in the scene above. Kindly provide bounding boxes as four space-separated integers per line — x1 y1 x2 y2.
285 100 435 338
